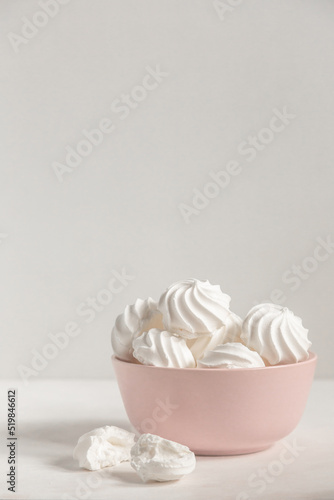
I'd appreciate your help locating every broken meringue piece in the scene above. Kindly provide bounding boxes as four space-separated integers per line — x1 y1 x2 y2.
73 425 135 470
130 433 196 482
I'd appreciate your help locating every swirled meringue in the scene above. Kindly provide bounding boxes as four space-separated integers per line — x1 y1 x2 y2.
158 279 231 339
241 303 311 365
188 312 243 360
132 328 196 368
198 342 265 369
111 298 163 362
130 433 196 482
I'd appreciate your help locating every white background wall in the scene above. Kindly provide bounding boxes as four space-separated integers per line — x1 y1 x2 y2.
1 0 334 380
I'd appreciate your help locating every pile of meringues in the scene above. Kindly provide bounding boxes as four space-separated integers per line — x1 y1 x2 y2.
112 278 312 369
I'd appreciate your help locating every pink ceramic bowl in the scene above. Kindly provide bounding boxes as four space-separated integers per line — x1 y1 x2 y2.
112 353 317 456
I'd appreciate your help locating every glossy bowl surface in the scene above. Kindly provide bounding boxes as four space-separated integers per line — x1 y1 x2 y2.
112 353 317 455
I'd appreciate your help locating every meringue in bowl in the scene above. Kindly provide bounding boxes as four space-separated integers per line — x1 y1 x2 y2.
112 353 316 455
111 279 316 455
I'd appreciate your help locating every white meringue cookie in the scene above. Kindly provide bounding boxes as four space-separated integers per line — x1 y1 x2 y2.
188 311 243 360
133 328 196 368
241 303 311 365
197 342 265 368
158 278 231 339
111 298 163 362
73 426 135 470
130 433 196 482
221 311 243 343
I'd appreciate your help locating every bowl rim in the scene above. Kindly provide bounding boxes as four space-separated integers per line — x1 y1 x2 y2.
112 351 317 373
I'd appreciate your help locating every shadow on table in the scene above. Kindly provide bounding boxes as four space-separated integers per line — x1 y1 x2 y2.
109 469 188 487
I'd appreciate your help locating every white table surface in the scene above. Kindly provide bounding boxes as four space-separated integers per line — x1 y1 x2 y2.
0 378 333 500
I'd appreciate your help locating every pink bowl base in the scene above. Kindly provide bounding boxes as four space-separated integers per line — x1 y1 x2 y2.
112 353 317 456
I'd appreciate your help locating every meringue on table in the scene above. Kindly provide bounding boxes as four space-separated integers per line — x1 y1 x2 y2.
73 426 135 470
197 342 265 369
130 433 196 482
241 303 311 365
